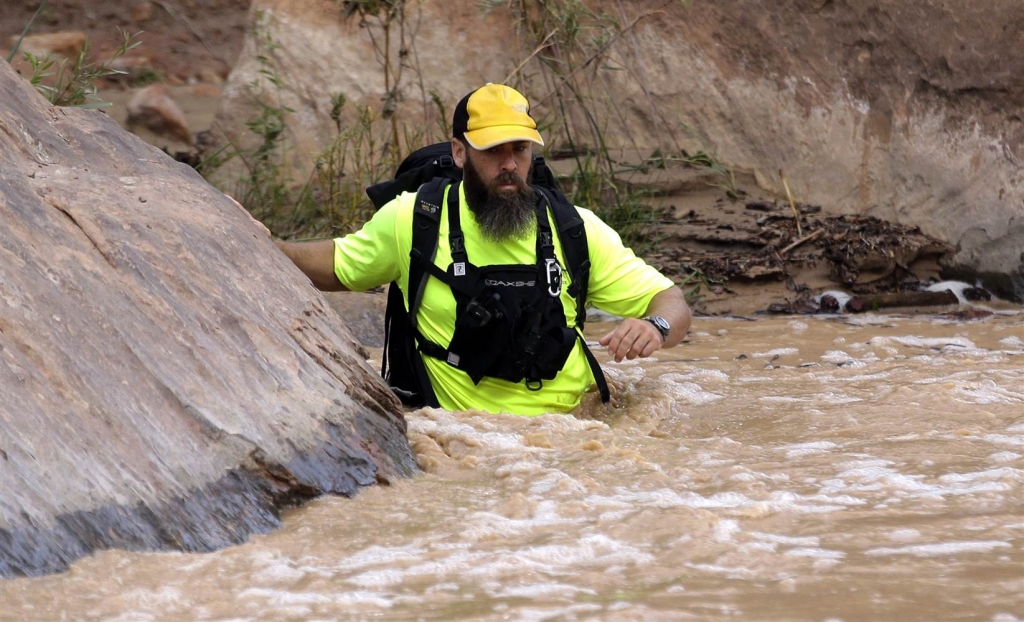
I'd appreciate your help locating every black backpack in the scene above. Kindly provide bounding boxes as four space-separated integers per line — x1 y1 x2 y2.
364 143 609 408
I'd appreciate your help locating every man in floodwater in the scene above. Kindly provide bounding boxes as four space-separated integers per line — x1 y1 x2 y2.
267 84 691 415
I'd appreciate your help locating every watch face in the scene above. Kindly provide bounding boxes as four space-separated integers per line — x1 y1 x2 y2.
646 316 670 337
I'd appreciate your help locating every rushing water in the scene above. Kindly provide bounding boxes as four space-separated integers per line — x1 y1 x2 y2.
2 310 1023 621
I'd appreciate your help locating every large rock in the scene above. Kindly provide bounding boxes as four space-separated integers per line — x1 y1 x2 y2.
0 60 416 578
211 0 1023 300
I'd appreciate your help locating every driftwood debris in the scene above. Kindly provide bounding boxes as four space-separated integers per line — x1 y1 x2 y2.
844 290 960 312
648 196 958 312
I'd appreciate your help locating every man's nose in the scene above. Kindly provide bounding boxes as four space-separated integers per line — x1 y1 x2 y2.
498 147 517 171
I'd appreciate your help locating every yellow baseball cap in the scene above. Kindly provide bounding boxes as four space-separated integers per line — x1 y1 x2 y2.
452 84 544 150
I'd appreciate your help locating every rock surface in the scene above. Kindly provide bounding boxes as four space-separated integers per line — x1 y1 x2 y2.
0 60 416 578
126 83 194 146
211 0 1023 300
8 31 87 59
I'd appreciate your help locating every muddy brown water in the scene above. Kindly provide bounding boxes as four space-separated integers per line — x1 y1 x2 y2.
2 311 1022 621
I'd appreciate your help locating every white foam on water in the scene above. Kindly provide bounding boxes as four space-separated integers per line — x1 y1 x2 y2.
864 541 1012 557
714 519 741 542
784 547 845 560
843 314 902 326
529 472 588 495
663 380 726 404
117 586 185 610
888 433 921 442
981 435 1024 447
808 391 863 405
494 583 596 600
683 562 759 579
510 534 654 569
533 413 610 434
820 350 865 367
250 561 307 584
752 347 800 359
424 582 460 594
836 458 893 469
821 466 932 494
493 460 547 479
505 606 606 622
833 371 894 382
106 615 157 622
783 441 839 459
766 490 866 513
409 416 528 453
869 335 979 353
887 529 922 542
789 320 809 332
331 543 426 573
237 587 393 608
989 451 1023 463
592 488 750 510
818 462 1021 503
734 375 775 383
998 336 1024 349
457 507 583 543
760 395 812 403
345 568 413 589
739 541 778 553
953 379 1024 404
749 532 820 547
937 467 1022 485
660 369 731 383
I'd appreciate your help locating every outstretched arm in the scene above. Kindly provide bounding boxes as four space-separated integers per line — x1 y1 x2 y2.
598 285 691 362
274 239 348 292
227 195 348 292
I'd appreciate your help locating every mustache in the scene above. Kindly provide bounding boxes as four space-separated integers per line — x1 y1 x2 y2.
490 171 529 191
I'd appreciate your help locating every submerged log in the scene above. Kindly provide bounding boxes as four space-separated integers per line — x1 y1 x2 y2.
0 61 416 578
844 290 960 312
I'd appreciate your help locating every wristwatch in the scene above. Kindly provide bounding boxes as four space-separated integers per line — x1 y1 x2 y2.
643 316 671 342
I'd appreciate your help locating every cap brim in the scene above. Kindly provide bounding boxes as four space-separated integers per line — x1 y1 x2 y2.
464 125 544 150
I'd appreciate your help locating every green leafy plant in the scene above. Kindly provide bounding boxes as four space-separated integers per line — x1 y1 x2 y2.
224 14 297 229
14 12 141 110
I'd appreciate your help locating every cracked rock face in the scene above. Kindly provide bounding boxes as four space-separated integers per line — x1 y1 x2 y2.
0 61 416 578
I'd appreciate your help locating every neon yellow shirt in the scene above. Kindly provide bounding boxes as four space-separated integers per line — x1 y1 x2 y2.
334 184 674 415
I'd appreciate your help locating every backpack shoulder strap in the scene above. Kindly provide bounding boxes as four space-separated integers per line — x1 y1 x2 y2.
407 178 448 325
380 177 450 408
534 185 590 327
534 185 608 404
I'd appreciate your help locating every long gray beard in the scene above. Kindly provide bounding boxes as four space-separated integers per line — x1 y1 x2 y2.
463 163 536 243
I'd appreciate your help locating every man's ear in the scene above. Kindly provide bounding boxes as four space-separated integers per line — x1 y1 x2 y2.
451 138 466 168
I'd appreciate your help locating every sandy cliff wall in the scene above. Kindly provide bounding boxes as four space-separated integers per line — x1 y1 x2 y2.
212 0 1023 299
